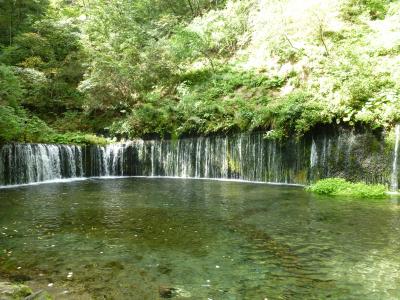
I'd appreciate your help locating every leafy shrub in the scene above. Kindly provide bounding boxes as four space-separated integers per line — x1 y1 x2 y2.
0 33 54 66
341 0 391 21
261 91 331 138
0 106 108 145
0 106 25 142
307 178 387 198
109 66 285 138
48 132 109 145
108 88 179 139
171 0 251 66
317 47 398 128
0 106 54 143
0 65 23 107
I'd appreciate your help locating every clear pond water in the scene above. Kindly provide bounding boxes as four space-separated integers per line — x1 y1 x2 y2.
0 178 400 299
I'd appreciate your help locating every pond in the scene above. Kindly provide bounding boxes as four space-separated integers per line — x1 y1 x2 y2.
0 178 399 299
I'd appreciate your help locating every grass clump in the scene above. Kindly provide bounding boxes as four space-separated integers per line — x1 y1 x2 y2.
307 178 387 198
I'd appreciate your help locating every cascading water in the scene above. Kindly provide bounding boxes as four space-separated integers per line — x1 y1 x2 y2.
0 130 396 187
391 125 400 191
310 139 318 168
0 144 83 186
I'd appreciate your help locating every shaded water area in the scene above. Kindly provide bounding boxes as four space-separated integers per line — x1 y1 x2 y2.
0 178 400 299
0 129 396 188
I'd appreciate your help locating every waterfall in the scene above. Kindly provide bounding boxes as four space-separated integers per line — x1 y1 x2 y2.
0 130 396 187
0 144 83 186
310 139 318 168
391 125 400 191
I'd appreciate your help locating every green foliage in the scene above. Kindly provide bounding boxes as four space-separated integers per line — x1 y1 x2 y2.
0 106 107 145
171 0 250 67
333 52 392 109
110 100 177 138
0 0 49 46
48 132 110 146
171 28 212 67
270 37 305 64
0 106 53 143
307 178 387 198
175 67 282 134
264 91 331 138
1 32 54 65
81 0 226 100
0 0 400 144
0 64 23 107
0 10 85 123
79 0 179 113
0 106 25 142
341 0 391 21
108 65 334 139
316 42 400 128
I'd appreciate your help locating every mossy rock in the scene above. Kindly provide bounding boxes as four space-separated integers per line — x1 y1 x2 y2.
0 281 32 299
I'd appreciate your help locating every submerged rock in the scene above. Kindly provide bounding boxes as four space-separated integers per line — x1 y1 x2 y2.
158 286 191 298
24 290 53 300
0 281 54 300
156 265 172 275
9 275 32 283
158 286 176 298
174 287 191 298
104 261 124 270
0 281 32 299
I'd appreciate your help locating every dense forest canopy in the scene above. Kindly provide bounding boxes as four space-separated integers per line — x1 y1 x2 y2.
0 0 399 144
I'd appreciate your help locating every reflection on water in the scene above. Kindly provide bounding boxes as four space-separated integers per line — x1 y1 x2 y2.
0 178 400 299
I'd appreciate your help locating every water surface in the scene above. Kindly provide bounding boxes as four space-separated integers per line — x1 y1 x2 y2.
0 178 399 299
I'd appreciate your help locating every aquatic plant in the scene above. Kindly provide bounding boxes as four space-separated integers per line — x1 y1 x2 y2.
307 178 387 198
